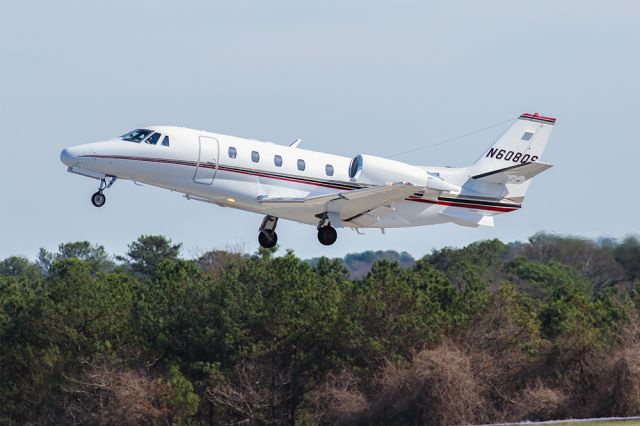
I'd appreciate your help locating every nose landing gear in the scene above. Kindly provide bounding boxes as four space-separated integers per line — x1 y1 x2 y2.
258 215 278 248
91 191 106 207
91 176 117 208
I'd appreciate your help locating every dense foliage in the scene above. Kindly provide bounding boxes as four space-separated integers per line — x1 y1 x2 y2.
1 233 640 425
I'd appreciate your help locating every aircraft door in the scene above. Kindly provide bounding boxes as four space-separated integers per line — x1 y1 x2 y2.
194 136 219 185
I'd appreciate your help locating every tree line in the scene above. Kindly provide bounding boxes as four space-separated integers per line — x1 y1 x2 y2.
1 233 640 425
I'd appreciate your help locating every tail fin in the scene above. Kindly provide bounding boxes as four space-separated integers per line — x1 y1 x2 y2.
468 113 556 203
471 113 556 175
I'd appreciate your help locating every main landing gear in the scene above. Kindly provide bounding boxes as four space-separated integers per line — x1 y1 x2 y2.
317 214 338 246
317 225 337 246
91 176 117 208
258 215 278 248
257 215 339 248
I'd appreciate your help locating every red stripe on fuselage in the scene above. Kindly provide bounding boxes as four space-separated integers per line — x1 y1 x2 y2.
81 155 519 213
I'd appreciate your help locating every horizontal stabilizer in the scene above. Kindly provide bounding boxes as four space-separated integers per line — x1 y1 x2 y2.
471 161 553 184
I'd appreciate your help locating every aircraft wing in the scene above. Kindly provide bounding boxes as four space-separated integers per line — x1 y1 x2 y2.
471 161 553 184
258 182 418 227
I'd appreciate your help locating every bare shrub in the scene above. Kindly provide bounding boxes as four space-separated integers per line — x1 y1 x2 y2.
609 344 640 416
511 380 566 421
62 362 169 425
312 371 368 425
362 344 482 426
609 352 640 413
206 362 272 424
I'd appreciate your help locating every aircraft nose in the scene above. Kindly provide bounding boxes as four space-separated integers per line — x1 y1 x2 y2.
60 147 78 166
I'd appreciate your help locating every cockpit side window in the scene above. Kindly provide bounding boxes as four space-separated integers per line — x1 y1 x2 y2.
146 133 161 145
161 136 170 146
121 129 153 142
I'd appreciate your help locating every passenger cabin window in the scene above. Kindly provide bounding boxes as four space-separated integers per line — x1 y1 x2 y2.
297 159 306 171
251 151 260 163
146 133 161 145
121 129 153 142
274 155 283 167
228 147 237 159
161 136 170 146
325 164 334 176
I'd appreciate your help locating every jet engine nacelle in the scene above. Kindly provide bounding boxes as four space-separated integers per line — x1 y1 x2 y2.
348 154 427 185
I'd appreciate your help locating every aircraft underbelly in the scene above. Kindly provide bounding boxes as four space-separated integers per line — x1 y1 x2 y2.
117 162 499 229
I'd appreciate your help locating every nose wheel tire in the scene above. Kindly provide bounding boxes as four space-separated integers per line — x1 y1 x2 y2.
258 230 278 248
317 226 337 246
91 192 106 208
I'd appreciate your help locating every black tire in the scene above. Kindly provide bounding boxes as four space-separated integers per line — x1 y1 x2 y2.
317 226 337 246
91 191 106 208
258 230 278 248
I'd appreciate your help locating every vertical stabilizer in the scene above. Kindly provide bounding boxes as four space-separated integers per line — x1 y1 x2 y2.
470 113 556 175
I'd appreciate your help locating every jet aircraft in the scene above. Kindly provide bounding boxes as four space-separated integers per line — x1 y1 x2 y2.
60 113 555 248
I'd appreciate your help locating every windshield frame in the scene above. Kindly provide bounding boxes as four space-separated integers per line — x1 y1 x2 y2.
120 129 154 143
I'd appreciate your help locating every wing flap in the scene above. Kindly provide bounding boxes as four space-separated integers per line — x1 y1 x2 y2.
472 161 553 184
258 182 418 226
257 192 337 207
329 183 417 220
348 205 396 227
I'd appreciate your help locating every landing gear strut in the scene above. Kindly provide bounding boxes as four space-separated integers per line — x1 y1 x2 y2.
91 176 117 208
258 215 278 248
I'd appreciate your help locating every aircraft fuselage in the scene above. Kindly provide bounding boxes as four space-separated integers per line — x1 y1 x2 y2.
60 113 555 247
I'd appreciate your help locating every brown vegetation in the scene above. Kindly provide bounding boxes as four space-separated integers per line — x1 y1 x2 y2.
61 362 169 425
3 233 640 424
315 345 481 426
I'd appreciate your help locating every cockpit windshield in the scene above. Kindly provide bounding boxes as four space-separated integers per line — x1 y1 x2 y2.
121 129 153 142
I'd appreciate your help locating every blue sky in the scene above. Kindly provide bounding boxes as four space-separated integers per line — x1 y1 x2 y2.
1 0 638 260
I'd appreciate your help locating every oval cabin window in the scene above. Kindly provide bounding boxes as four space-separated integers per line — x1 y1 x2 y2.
325 164 334 176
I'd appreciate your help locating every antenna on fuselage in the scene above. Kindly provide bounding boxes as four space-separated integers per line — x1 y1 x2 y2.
289 138 302 148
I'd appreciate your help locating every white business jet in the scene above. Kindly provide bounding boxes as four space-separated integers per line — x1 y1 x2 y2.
60 113 555 248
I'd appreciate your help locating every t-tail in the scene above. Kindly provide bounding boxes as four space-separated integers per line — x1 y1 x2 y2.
467 112 556 204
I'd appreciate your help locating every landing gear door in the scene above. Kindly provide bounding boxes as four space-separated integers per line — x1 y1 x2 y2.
194 136 219 185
